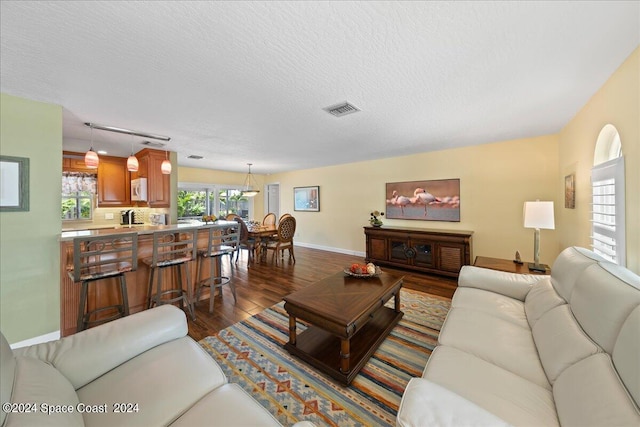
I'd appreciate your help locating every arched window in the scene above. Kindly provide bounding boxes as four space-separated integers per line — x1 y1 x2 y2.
591 124 625 265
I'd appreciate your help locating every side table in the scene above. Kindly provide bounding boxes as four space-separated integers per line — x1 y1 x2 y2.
473 256 550 275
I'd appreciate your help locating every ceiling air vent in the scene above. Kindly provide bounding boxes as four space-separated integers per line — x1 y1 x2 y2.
141 140 165 148
187 155 204 159
323 102 360 117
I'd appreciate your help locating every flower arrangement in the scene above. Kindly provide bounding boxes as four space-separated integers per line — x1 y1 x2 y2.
370 210 384 227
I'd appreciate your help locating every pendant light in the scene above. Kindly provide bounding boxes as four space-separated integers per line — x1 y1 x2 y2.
161 149 172 174
84 126 99 169
241 163 260 197
126 133 139 172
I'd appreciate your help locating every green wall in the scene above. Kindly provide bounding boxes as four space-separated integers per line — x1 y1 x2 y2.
0 93 62 343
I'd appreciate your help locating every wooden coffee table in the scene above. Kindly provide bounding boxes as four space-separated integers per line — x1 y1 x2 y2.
283 270 403 385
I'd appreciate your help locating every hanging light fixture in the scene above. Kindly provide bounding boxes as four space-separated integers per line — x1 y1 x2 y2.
161 149 172 174
84 125 99 169
126 133 139 172
241 163 260 197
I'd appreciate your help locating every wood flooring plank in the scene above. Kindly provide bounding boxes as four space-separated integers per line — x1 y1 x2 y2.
187 246 455 341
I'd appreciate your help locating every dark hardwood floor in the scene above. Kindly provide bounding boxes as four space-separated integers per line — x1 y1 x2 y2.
188 246 456 341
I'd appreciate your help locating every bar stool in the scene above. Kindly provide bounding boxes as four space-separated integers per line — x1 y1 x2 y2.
196 223 240 313
144 229 197 320
69 232 138 332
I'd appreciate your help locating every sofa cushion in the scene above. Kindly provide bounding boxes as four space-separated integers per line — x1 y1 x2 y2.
170 383 282 426
15 305 188 390
550 246 604 302
612 305 640 407
396 378 512 427
524 278 566 327
570 262 640 353
458 265 543 301
423 346 559 427
553 353 640 427
5 357 84 427
438 308 549 389
532 305 601 383
451 287 528 328
77 336 226 427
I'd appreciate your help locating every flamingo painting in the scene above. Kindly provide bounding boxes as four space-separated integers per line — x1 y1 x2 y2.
411 188 441 216
391 190 411 214
385 179 460 221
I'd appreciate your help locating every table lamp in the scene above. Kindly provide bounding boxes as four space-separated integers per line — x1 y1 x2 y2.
523 201 555 272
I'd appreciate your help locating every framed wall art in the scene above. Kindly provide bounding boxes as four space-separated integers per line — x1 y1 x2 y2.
565 174 575 209
386 179 460 221
294 186 320 212
0 155 30 212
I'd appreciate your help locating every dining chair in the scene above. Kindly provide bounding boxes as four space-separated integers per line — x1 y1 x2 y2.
226 213 241 221
262 212 276 226
234 218 259 264
195 223 240 313
263 215 296 266
69 232 138 332
278 213 292 224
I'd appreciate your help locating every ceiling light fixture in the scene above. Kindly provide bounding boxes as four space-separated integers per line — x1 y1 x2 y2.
126 134 139 172
161 149 172 175
84 123 171 141
84 125 99 169
241 163 260 197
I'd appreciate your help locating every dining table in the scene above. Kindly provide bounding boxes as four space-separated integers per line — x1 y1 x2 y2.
247 224 278 262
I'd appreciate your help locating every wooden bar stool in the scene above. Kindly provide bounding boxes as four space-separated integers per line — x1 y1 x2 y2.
69 232 138 332
144 229 197 320
196 223 240 313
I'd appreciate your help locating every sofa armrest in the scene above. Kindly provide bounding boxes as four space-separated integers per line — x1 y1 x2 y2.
396 378 512 427
15 305 187 389
458 265 547 301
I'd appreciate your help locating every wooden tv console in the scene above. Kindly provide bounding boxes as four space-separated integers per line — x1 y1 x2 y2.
364 226 473 278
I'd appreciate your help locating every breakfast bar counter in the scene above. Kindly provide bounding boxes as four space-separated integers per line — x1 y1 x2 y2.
59 221 237 336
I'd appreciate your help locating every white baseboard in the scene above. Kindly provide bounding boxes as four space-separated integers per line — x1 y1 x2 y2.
295 241 366 258
10 331 61 349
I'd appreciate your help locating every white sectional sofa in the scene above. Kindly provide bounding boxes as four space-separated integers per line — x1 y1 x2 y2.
1 305 313 427
397 246 640 426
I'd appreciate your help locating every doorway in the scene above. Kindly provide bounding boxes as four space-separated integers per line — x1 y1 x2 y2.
266 183 280 220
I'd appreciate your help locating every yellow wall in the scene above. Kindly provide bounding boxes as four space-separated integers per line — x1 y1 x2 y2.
0 93 62 343
268 135 560 264
559 47 639 272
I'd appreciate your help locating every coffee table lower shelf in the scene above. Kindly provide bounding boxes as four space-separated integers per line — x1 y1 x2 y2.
284 306 403 385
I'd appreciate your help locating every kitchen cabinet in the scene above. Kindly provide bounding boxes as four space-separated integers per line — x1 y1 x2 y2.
97 155 131 207
134 148 171 208
62 151 94 173
364 226 473 278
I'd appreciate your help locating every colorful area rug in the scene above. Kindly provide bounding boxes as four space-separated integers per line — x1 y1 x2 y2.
199 288 450 426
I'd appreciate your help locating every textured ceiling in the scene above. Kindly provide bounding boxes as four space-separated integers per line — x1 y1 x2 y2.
1 1 638 174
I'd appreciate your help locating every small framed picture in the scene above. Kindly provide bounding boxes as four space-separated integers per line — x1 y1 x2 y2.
0 155 30 212
294 186 320 212
565 174 575 209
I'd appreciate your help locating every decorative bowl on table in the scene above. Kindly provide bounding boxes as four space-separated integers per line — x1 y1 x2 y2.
344 263 382 278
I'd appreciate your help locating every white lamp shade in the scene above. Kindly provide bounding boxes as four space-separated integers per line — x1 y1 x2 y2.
524 201 555 229
127 155 139 172
84 149 99 169
161 159 172 174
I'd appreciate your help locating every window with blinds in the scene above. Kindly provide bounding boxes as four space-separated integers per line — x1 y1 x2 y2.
591 156 625 265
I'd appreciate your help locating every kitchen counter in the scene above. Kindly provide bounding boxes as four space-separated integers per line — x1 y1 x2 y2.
59 220 239 336
60 221 237 241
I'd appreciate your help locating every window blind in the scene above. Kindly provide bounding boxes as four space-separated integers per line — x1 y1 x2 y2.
591 156 625 265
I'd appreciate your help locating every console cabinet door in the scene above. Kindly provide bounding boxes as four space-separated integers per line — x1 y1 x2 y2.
437 243 466 273
368 235 388 260
411 239 435 268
